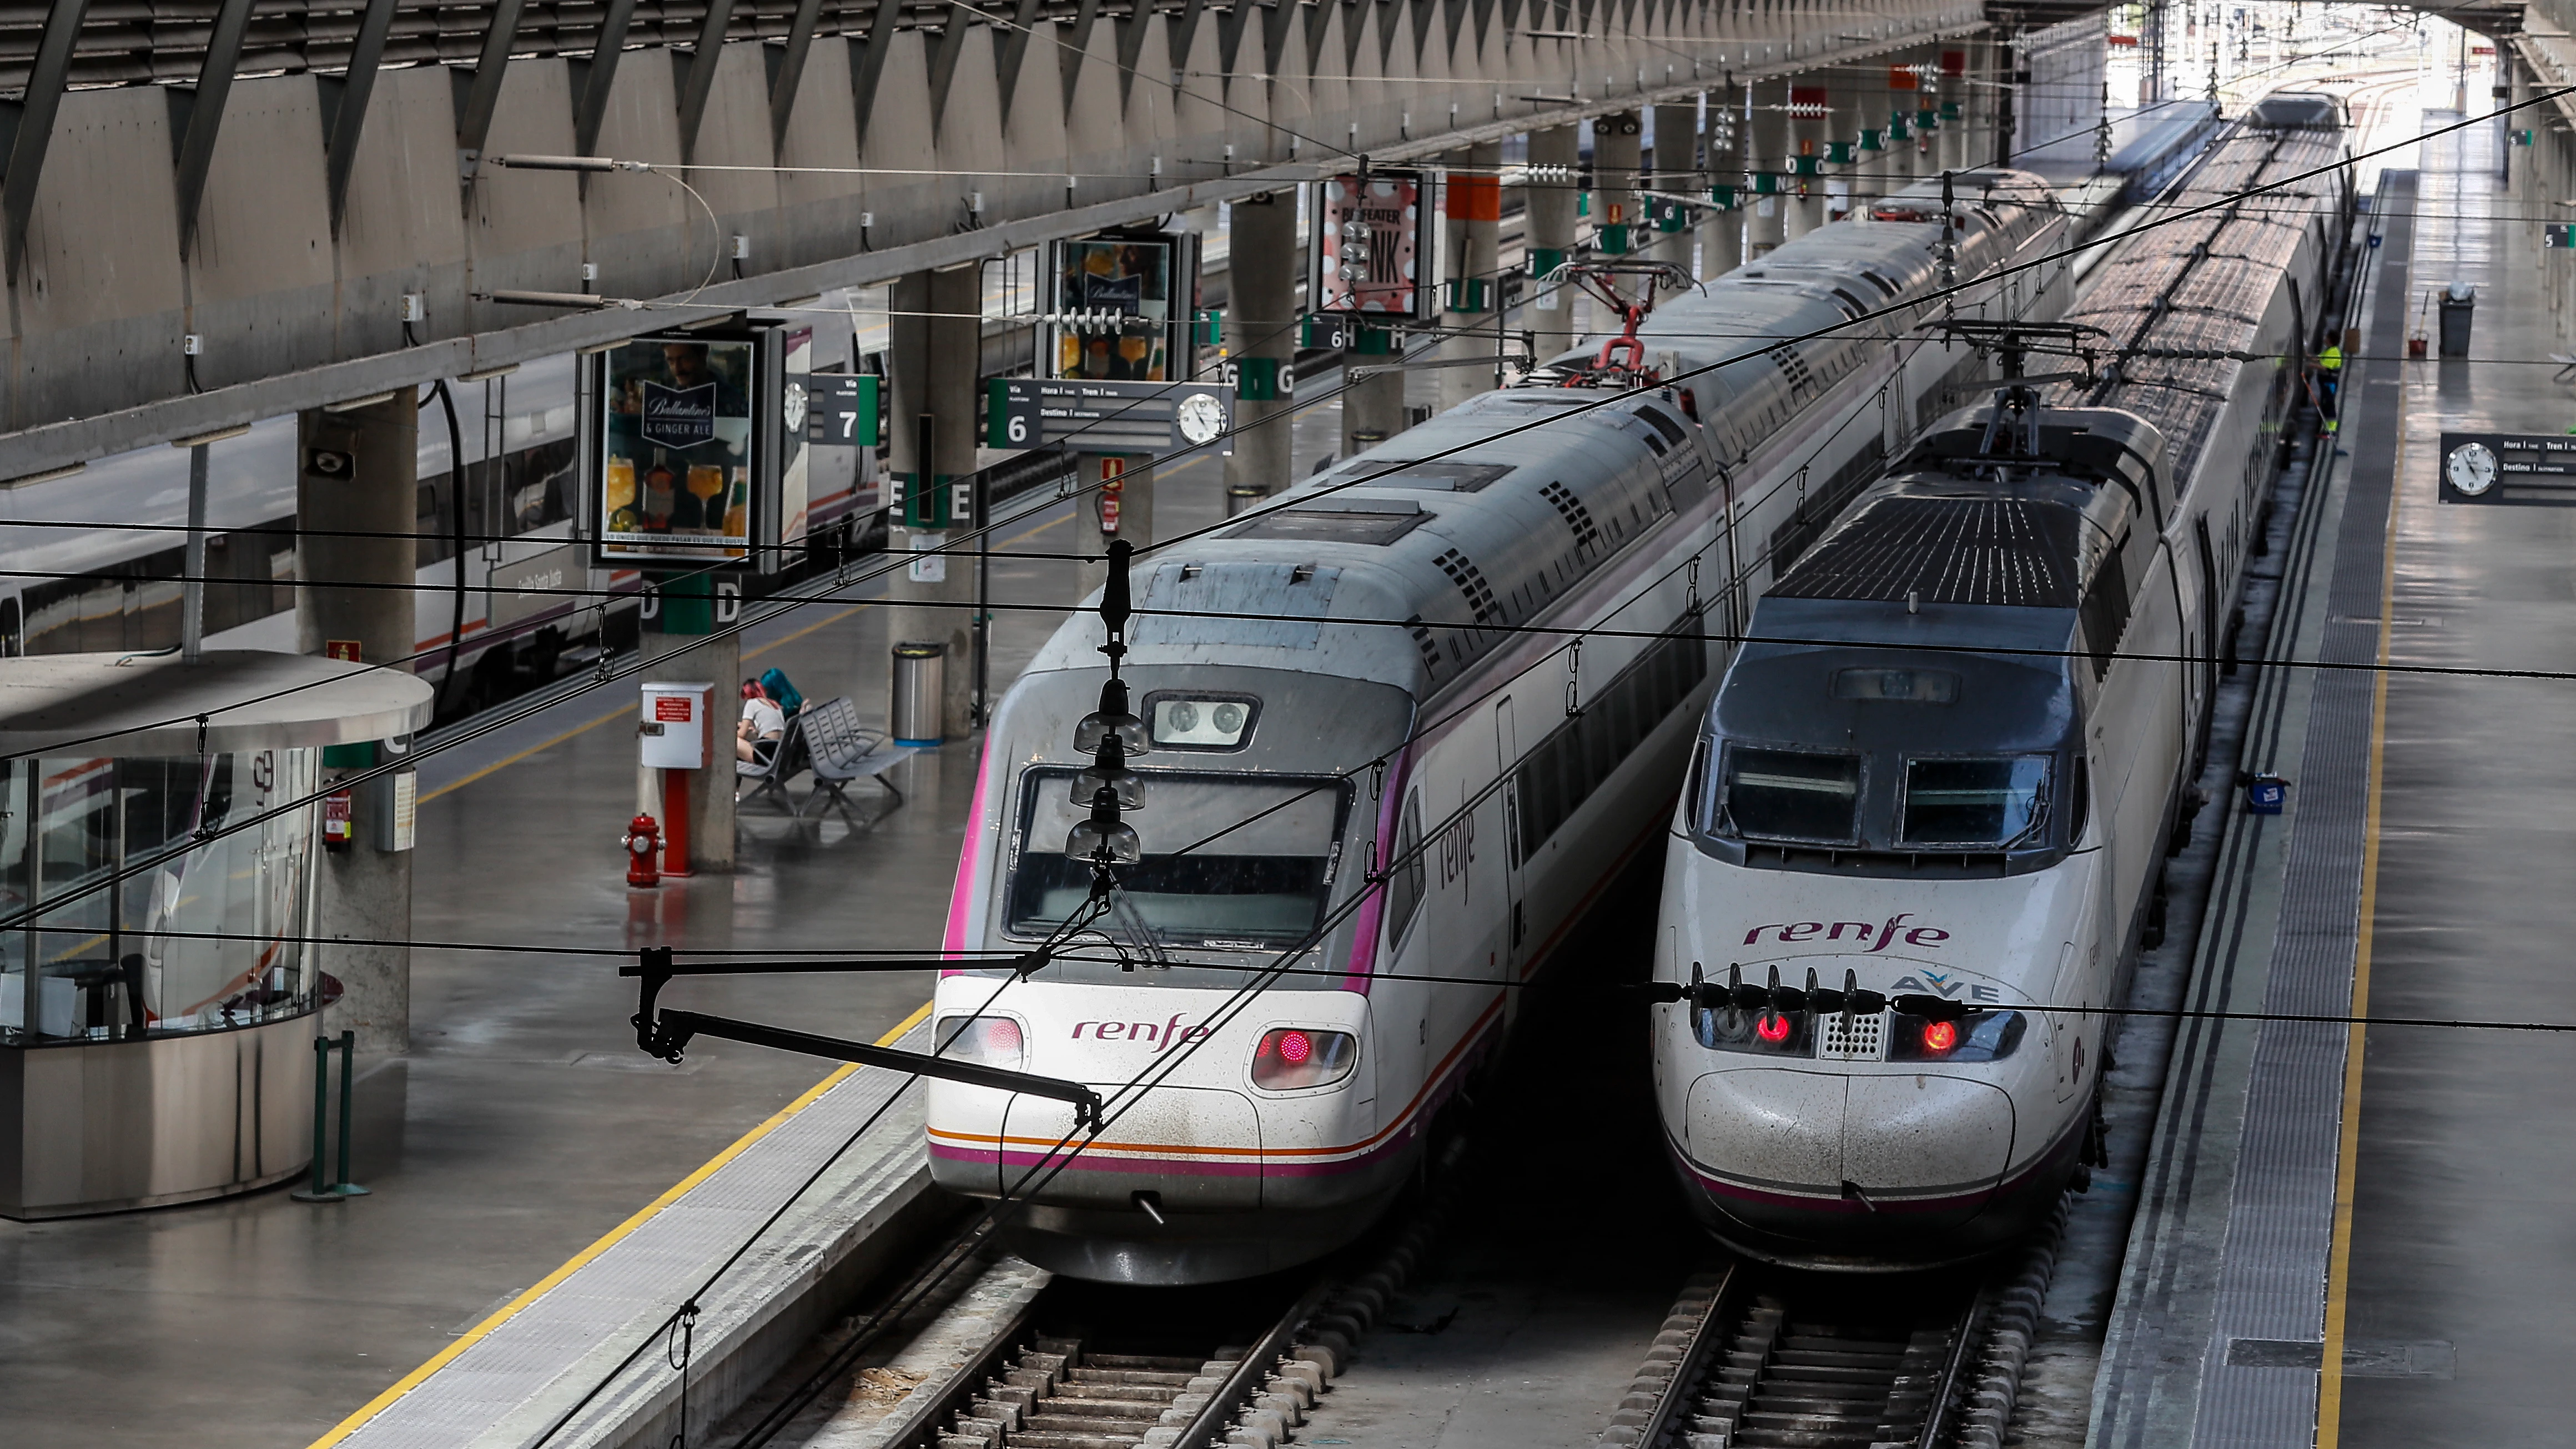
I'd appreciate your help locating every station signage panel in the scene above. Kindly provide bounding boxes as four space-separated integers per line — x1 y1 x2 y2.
987 378 1235 458
2438 431 2576 505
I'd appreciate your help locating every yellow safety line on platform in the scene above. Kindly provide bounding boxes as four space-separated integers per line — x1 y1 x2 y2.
2316 407 2406 1449
419 507 1072 805
304 998 935 1449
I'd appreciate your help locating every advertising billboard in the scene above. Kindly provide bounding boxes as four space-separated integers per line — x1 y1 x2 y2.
1311 172 1436 319
596 333 758 565
1045 231 1200 383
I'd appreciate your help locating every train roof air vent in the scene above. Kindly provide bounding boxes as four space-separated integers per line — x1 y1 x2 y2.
1541 481 1603 552
1432 548 1499 626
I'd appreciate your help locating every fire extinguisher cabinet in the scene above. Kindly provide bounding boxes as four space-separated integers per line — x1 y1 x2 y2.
890 641 947 747
0 650 433 1218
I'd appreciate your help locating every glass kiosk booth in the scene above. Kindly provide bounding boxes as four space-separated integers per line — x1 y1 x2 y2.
0 651 434 1218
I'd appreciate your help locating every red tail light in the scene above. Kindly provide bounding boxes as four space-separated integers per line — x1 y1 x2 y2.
1921 1019 1960 1054
1755 1012 1793 1043
1252 1028 1357 1090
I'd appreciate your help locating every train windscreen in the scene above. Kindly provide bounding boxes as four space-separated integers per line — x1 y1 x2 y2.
1006 770 1352 950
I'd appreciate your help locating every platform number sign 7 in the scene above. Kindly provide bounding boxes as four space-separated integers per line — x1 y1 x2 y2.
804 373 880 446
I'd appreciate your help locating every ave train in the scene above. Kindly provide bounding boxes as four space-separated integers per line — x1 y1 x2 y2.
1653 93 2354 1270
928 169 2077 1284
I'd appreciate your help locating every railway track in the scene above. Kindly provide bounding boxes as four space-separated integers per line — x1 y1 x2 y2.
1602 1199 2071 1449
724 1184 1457 1449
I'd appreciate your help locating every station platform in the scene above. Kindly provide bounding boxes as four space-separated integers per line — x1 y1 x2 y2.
2092 97 2575 1448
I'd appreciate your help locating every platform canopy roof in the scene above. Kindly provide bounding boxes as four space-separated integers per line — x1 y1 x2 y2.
0 650 436 757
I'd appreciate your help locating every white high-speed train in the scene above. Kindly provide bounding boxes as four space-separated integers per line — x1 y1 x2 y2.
927 170 2075 1284
1652 94 2352 1270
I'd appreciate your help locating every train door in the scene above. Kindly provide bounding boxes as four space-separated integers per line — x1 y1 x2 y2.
1495 696 1526 997
0 595 21 657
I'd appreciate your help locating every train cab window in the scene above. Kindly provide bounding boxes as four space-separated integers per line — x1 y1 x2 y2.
1005 769 1353 950
1898 756 2051 848
1715 746 1861 845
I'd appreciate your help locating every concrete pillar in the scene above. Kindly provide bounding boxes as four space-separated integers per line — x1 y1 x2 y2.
1787 81 1827 239
1223 190 1299 505
1340 328 1407 456
297 396 416 671
296 393 416 1055
1889 54 1927 188
1749 81 1791 256
1649 102 1699 280
1440 142 1505 410
1525 124 1582 359
886 264 981 739
638 601 739 875
1702 84 1745 278
1824 75 1863 224
1594 110 1644 255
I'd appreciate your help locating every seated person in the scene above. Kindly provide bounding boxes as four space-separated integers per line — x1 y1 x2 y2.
738 680 787 764
759 666 806 720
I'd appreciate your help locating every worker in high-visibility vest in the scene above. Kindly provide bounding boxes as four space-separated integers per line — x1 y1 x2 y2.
2318 341 2344 425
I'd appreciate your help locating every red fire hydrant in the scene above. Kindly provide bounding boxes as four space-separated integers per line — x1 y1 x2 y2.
623 813 662 887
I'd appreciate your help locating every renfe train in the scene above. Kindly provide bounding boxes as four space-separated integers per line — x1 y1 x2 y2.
928 169 2075 1283
1653 93 2352 1269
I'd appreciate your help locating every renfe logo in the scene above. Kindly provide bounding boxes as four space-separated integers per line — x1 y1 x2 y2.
1074 1014 1215 1048
1743 913 1950 952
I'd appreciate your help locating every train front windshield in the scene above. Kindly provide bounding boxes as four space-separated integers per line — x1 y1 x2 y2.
1007 770 1353 950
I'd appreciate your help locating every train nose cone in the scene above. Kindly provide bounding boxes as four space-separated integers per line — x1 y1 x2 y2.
1838 1075 2017 1212
1685 1068 1845 1191
1680 1069 2023 1263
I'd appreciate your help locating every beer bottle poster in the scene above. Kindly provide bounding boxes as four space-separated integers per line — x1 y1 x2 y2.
1048 238 1173 381
599 335 758 562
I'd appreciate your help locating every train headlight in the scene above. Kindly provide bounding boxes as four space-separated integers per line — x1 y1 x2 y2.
935 1014 1030 1072
1150 695 1257 749
1693 1005 1813 1055
1251 1028 1358 1090
1889 1009 2026 1063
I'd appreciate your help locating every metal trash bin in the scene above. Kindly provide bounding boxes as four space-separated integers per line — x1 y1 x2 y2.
890 641 947 747
2438 281 2476 357
1226 484 1267 516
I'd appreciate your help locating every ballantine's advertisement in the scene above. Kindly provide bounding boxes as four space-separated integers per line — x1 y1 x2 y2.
600 334 757 562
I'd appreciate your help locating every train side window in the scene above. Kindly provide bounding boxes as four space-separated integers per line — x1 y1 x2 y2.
1382 793 1427 949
